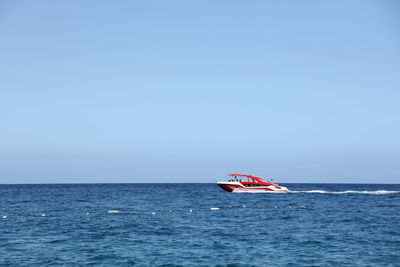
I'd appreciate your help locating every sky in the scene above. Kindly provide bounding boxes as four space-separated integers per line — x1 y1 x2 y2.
0 0 399 183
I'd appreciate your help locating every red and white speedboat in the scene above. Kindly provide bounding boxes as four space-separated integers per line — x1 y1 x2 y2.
217 174 288 193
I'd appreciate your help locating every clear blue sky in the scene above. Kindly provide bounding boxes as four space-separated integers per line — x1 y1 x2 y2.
0 0 399 183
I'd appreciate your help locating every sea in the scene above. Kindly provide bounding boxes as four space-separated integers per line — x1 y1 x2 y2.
0 183 399 266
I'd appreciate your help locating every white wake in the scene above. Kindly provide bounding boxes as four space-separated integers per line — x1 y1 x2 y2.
289 190 399 195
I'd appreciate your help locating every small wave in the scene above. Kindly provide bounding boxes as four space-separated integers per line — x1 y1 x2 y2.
289 190 399 195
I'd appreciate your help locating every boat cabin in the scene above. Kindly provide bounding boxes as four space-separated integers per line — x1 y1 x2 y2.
228 174 273 187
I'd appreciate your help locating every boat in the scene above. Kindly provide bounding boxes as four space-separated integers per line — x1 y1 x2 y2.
217 174 289 193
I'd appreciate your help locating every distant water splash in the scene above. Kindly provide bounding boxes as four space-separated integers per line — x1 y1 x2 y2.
289 190 399 195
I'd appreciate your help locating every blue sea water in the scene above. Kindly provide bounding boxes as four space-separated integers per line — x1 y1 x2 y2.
0 183 399 266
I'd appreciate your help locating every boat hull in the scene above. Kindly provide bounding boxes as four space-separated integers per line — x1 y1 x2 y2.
217 182 288 193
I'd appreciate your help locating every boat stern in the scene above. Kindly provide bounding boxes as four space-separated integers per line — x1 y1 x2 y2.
274 186 289 192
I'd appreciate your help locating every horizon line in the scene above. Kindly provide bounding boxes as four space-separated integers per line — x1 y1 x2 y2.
0 182 399 185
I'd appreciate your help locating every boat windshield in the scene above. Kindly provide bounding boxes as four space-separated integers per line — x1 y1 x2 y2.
228 176 261 183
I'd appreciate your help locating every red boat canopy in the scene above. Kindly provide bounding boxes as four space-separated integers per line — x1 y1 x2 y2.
228 173 266 182
227 173 276 186
229 173 261 179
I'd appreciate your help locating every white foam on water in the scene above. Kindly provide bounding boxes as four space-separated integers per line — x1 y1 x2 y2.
289 190 399 195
